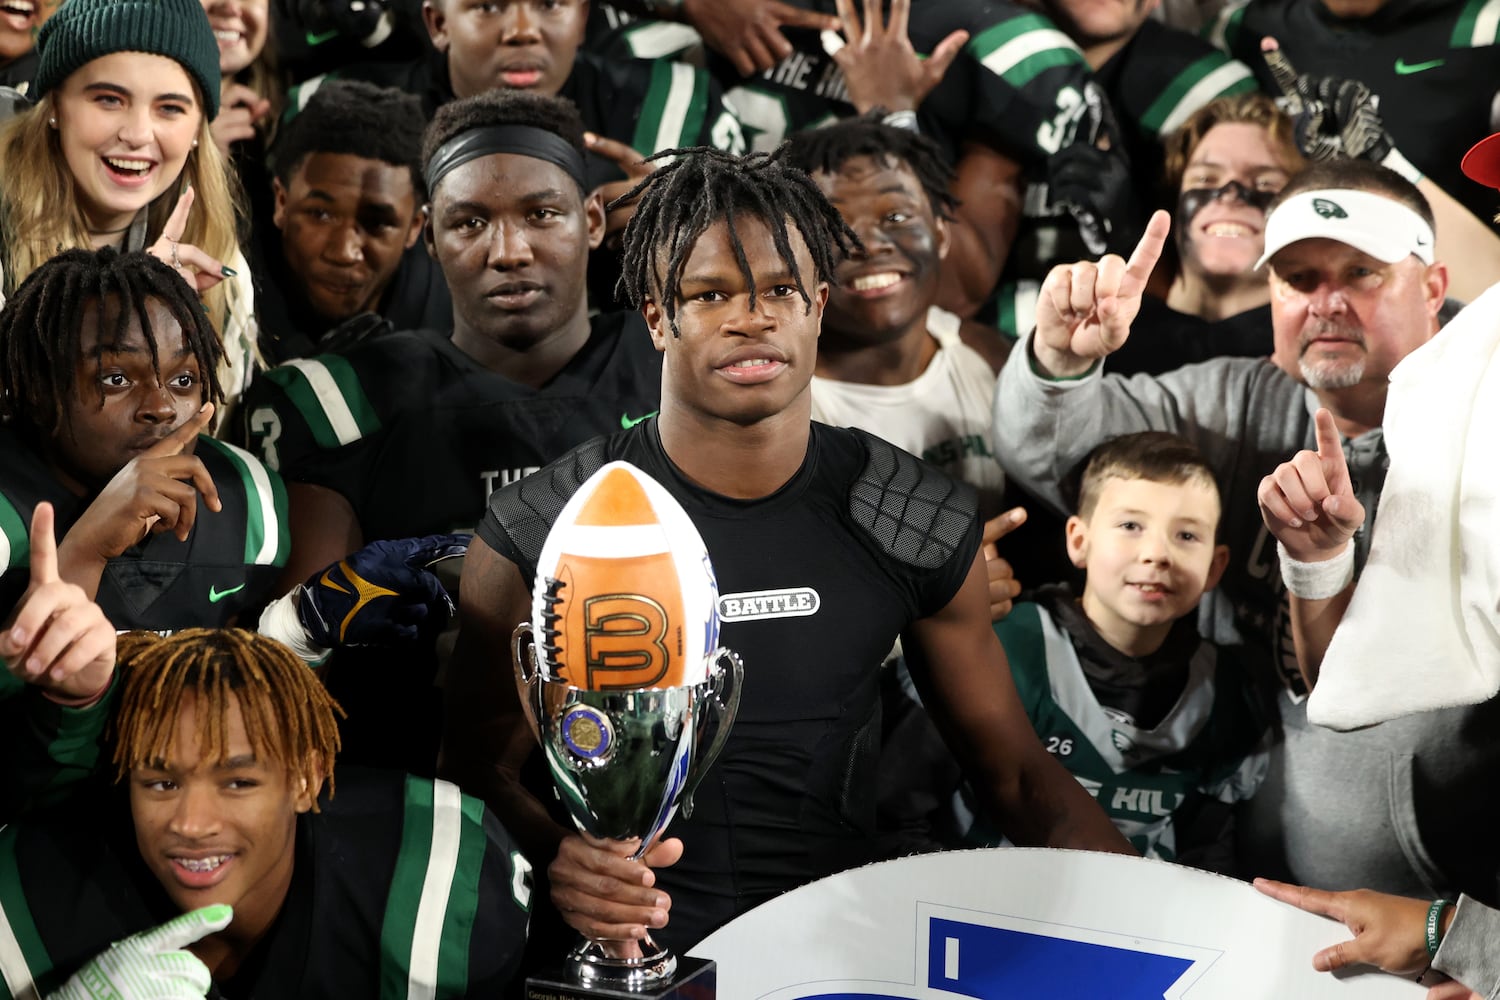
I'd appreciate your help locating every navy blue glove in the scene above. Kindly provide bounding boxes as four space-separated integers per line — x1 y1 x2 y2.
296 534 469 647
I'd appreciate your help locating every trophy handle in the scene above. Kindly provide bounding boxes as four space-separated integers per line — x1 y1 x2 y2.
680 647 743 819
511 622 545 747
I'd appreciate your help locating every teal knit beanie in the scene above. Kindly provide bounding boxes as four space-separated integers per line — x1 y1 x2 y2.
34 0 222 120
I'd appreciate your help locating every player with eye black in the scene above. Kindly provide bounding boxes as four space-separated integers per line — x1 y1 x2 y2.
704 0 1137 329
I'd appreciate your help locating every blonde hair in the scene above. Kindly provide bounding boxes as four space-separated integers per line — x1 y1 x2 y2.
0 92 246 340
113 629 343 806
1161 92 1306 198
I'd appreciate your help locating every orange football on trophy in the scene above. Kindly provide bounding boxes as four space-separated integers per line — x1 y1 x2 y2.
532 462 720 690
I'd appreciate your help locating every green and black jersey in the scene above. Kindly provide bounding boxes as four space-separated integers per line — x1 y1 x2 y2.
1210 0 1500 225
0 427 289 631
235 316 662 542
0 770 532 998
711 0 1125 169
287 48 745 190
965 596 1268 865
0 678 114 824
583 1 703 61
1097 18 1258 205
990 19 1258 340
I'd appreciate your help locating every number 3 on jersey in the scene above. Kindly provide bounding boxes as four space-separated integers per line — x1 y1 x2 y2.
249 407 284 472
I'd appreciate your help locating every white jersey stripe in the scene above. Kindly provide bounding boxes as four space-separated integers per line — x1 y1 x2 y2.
1472 0 1500 45
219 440 283 566
406 780 465 1000
625 21 702 59
0 902 40 1000
1157 61 1255 136
979 28 1078 79
654 62 697 152
283 358 364 446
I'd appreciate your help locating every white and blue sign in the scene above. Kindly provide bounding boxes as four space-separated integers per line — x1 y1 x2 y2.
692 850 1423 1000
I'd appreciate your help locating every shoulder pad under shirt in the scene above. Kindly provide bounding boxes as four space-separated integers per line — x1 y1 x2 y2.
846 427 979 572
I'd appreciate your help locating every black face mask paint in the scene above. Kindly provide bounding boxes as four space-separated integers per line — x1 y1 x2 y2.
1177 179 1276 229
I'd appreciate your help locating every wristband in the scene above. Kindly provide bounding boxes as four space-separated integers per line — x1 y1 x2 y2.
256 590 331 665
1277 541 1355 600
1425 898 1453 960
882 110 920 132
1380 147 1424 185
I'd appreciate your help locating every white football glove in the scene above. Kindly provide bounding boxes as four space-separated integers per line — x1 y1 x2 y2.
49 904 233 1000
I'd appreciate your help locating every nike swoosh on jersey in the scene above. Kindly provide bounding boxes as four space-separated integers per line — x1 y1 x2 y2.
620 410 658 429
209 583 247 603
304 27 340 46
1394 57 1445 75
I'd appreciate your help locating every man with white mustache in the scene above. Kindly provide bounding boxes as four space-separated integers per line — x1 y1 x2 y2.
991 157 1500 902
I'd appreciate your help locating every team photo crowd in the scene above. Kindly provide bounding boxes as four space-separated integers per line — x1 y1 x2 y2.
0 0 1498 994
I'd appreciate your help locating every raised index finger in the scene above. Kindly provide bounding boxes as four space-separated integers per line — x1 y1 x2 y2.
161 184 195 241
27 502 59 585
1312 407 1350 490
1118 210 1171 299
143 402 215 459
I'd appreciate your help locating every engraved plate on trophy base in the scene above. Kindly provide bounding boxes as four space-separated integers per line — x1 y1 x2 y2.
525 956 717 1000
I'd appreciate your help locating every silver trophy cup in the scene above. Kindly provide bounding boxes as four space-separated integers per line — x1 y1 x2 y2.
513 623 743 990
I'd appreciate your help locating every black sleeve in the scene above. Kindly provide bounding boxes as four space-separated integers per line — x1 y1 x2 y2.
465 807 535 995
0 679 116 824
475 437 614 583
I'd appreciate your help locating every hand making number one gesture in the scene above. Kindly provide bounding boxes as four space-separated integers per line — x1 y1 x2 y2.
1257 407 1366 564
146 186 230 294
0 502 117 705
1032 208 1171 378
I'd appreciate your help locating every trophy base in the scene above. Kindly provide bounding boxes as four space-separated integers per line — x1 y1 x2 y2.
525 956 716 1000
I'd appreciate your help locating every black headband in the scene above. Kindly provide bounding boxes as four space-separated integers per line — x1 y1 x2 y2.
423 124 588 195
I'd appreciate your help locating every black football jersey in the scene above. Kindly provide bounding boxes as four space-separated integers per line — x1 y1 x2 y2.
0 769 531 998
287 48 745 190
236 314 663 541
0 428 289 630
478 420 980 951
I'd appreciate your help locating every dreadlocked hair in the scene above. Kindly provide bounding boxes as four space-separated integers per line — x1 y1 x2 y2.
613 145 859 337
112 629 344 809
783 112 959 220
0 247 224 444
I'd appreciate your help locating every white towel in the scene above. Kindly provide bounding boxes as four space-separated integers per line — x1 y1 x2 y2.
1308 282 1500 730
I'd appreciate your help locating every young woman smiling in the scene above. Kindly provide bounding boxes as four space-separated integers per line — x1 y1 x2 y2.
0 0 259 405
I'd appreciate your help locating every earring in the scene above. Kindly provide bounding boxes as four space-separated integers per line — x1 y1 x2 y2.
191 138 199 149
47 116 56 127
